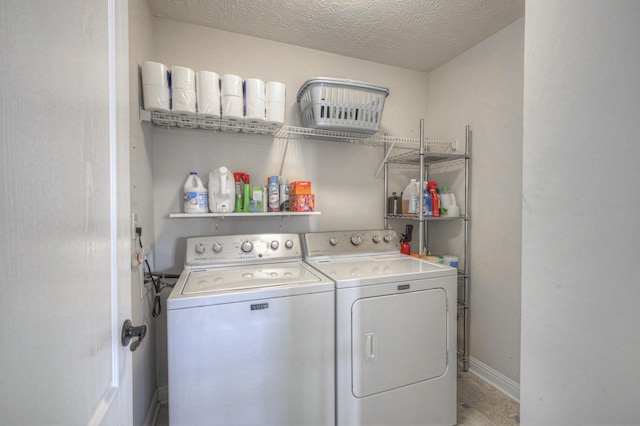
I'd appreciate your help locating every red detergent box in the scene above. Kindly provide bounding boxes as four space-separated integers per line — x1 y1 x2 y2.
291 194 315 212
290 181 312 195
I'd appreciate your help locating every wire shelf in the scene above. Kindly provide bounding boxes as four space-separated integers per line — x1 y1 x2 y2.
274 126 454 148
146 110 285 135
140 109 456 149
386 149 467 166
385 214 468 221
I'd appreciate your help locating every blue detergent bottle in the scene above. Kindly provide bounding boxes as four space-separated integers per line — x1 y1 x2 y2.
424 187 433 217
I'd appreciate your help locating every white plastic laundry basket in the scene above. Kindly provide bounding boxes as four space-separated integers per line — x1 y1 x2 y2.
297 78 389 134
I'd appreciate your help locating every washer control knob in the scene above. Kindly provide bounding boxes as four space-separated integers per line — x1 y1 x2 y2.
329 237 338 246
372 235 381 243
270 240 279 250
212 243 222 253
285 239 294 249
195 243 206 254
351 235 362 246
383 234 392 243
241 241 254 253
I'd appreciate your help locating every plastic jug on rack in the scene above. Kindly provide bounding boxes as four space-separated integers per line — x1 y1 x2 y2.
401 179 420 214
439 185 460 217
208 166 234 213
439 185 450 216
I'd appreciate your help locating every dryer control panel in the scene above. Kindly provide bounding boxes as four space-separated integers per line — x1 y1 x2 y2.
185 233 301 268
301 229 399 259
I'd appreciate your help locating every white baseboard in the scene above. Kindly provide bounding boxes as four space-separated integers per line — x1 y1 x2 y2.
468 356 520 403
143 388 160 426
158 385 169 404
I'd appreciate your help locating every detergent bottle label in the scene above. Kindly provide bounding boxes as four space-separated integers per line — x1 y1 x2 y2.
424 191 433 217
268 185 280 212
184 191 208 213
268 176 280 212
408 196 419 214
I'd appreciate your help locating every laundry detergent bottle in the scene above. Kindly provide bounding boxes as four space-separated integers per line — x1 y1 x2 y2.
183 172 209 213
424 185 433 217
402 179 420 214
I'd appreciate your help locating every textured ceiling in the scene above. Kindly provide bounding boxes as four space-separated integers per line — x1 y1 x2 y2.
147 0 525 72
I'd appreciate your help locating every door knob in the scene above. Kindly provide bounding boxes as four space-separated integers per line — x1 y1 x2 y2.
121 319 147 352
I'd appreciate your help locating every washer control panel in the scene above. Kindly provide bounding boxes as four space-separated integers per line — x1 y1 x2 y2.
185 233 300 268
301 229 399 259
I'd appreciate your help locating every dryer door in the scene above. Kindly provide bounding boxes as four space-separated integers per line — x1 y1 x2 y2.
351 288 448 397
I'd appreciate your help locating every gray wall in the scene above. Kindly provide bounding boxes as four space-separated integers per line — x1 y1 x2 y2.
427 19 524 396
521 1 640 423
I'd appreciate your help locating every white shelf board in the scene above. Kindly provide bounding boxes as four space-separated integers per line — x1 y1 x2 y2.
169 212 321 218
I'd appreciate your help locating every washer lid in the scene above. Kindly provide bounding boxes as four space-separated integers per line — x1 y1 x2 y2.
183 262 323 295
305 254 456 288
168 261 334 309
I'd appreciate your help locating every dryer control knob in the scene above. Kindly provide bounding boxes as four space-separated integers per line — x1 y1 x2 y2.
270 240 279 250
372 235 381 243
351 235 362 246
195 243 206 254
383 235 392 243
241 241 254 253
329 237 338 246
212 243 222 253
285 240 294 249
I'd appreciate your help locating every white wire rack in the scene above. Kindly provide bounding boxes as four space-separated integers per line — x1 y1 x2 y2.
385 149 467 166
140 109 457 150
143 110 285 135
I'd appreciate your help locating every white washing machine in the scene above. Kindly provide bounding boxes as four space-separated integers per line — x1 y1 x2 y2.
302 229 458 426
167 233 335 426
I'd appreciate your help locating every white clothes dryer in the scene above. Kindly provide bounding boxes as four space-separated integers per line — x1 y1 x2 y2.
302 229 457 426
168 233 335 426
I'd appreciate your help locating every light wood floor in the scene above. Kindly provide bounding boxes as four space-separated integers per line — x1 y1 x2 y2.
155 370 520 425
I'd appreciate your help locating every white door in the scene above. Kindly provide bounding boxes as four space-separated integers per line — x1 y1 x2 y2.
0 0 133 424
